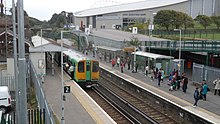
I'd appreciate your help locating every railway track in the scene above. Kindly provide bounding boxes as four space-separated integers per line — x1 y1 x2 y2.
86 88 134 124
98 76 181 124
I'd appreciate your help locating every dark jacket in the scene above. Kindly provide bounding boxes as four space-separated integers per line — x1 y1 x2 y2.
194 89 200 100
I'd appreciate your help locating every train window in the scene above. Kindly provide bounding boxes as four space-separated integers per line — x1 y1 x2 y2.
78 62 84 73
86 64 90 71
92 61 99 72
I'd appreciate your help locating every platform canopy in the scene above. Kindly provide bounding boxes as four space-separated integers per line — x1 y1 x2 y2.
29 35 69 52
96 46 122 51
132 51 174 59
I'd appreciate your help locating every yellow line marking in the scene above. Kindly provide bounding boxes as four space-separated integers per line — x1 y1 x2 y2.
66 82 105 124
54 66 111 123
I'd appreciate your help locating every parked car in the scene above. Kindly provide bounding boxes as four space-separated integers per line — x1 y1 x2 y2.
0 86 12 114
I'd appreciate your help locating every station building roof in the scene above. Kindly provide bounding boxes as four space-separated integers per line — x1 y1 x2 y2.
74 0 188 17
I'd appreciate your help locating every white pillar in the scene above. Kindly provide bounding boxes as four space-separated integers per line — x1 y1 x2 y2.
51 53 55 76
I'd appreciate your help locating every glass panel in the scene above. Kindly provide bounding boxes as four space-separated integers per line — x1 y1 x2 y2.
92 61 99 72
78 62 84 73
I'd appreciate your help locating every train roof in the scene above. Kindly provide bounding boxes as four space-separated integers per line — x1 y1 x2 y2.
63 49 89 62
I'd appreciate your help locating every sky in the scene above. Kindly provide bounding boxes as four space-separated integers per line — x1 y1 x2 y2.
21 0 142 21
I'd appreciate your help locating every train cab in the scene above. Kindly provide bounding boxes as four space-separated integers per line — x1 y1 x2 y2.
61 49 99 88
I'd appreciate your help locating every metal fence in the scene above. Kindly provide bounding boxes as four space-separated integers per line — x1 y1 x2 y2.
0 76 15 91
192 63 220 89
28 109 45 124
30 61 55 124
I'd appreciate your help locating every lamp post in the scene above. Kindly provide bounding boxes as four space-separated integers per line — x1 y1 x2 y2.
17 0 27 123
12 0 19 123
174 29 182 73
147 11 157 75
60 30 72 124
40 29 44 83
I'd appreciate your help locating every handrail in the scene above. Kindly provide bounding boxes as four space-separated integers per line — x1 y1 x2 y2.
143 40 220 52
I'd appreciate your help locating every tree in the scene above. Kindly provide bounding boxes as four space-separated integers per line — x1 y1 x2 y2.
182 13 194 29
194 15 212 29
129 36 140 47
49 13 67 28
211 16 220 30
154 10 173 30
130 21 149 33
172 11 184 29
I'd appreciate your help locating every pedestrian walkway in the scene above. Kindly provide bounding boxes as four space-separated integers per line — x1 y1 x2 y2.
43 58 115 124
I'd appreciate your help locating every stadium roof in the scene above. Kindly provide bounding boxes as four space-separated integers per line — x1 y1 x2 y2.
74 0 188 17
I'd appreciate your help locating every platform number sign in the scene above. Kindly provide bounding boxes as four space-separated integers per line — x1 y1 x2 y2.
64 86 71 93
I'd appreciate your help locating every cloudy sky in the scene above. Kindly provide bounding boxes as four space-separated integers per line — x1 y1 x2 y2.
21 0 141 21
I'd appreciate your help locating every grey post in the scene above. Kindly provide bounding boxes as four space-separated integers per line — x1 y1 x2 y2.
61 30 72 124
148 11 157 75
61 31 65 124
174 29 182 73
40 29 44 83
12 0 19 123
17 0 28 123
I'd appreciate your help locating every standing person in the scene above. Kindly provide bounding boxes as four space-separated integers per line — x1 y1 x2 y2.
213 78 220 95
145 65 149 76
193 87 200 107
161 68 164 83
117 57 120 67
202 81 208 101
158 70 162 86
176 75 181 90
95 45 98 54
182 74 188 93
120 61 124 73
111 58 115 68
135 62 139 73
127 59 131 70
155 68 159 79
99 53 102 61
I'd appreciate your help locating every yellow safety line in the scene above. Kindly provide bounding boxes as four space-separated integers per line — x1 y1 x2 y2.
54 67 105 123
66 82 105 124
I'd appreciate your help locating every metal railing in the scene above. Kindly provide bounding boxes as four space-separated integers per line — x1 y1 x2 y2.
192 63 220 89
0 76 15 91
142 40 220 52
89 34 220 52
30 61 55 124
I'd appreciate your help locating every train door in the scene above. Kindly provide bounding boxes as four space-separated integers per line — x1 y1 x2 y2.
86 60 91 81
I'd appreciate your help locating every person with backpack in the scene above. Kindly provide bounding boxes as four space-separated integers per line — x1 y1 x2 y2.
193 87 200 107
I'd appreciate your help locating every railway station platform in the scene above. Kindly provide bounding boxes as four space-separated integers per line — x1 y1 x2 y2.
43 60 116 124
98 56 220 124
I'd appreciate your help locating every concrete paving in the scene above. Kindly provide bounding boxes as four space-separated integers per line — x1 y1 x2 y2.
44 63 96 124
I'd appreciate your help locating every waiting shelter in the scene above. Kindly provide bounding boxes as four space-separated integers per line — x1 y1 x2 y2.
131 51 174 76
96 46 122 62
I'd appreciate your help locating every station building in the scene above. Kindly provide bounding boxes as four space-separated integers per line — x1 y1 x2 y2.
74 0 219 29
